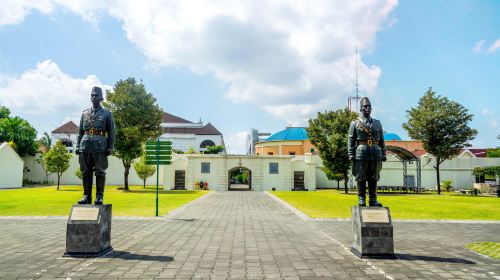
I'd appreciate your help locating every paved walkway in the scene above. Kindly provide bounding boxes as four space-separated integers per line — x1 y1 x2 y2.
0 192 499 279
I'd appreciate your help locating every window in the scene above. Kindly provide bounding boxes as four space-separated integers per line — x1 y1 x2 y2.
269 162 279 174
200 140 216 148
288 152 296 155
268 152 273 155
201 162 210 173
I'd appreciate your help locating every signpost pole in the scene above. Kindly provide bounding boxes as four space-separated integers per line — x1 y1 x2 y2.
155 138 159 217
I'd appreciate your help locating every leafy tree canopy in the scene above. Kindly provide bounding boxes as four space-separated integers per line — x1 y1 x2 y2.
44 140 72 190
104 78 163 190
0 114 38 157
307 108 358 193
403 88 477 162
486 148 500 158
205 145 224 154
133 154 156 188
402 88 477 194
0 106 10 119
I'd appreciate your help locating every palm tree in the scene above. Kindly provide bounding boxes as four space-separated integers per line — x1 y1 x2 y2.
39 132 53 151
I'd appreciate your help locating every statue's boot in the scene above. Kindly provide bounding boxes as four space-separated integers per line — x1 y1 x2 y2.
368 181 382 207
94 176 105 205
78 174 93 204
357 181 366 207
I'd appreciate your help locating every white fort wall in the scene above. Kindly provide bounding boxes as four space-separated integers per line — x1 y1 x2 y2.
162 154 316 191
21 152 500 190
316 154 500 190
23 155 157 186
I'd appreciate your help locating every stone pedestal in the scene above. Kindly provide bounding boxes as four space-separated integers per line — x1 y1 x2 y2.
64 204 112 257
351 206 395 258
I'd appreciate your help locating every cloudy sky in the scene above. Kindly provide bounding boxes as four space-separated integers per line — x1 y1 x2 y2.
0 0 498 153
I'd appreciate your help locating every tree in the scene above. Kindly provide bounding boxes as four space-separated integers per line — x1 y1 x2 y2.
36 153 52 184
0 106 10 119
44 140 72 190
307 108 358 194
0 115 38 156
486 148 500 158
104 78 163 191
38 132 53 152
75 169 83 180
402 88 477 194
133 155 156 188
205 145 224 154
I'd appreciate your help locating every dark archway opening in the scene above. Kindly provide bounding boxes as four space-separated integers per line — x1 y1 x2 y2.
228 166 251 191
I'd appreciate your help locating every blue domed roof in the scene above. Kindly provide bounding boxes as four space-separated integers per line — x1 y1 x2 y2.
384 133 401 141
266 127 308 141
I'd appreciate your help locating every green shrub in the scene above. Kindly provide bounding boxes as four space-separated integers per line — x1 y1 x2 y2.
441 180 453 192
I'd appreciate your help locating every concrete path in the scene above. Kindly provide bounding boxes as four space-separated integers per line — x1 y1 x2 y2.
0 192 499 279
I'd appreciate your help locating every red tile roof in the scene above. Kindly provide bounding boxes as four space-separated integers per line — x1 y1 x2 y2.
163 123 222 135
162 112 193 124
52 121 78 134
462 148 487 158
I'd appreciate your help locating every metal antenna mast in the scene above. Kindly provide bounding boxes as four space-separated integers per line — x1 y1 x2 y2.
348 45 361 111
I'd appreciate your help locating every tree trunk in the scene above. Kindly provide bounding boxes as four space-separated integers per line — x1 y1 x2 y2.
337 180 340 190
343 173 348 194
124 161 130 191
435 159 441 195
57 173 61 190
143 178 146 188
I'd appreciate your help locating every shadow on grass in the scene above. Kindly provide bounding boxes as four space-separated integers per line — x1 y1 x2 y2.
396 253 475 264
106 250 174 262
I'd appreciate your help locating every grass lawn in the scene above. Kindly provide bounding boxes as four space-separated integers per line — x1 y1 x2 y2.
271 190 500 220
466 242 500 260
0 185 207 216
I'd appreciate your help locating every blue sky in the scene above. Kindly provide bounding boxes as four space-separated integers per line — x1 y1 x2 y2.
0 0 498 153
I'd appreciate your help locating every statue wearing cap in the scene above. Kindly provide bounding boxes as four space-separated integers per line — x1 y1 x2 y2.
348 97 386 207
76 86 115 205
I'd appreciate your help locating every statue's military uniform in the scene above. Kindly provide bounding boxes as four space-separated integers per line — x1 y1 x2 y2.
348 116 386 206
76 105 115 204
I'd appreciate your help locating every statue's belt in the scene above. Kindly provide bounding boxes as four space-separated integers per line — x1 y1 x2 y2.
357 140 379 146
85 129 106 136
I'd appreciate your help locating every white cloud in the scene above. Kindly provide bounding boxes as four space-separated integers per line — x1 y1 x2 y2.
0 60 110 117
2 0 398 124
0 0 54 26
473 39 485 53
482 108 493 115
490 120 498 128
225 131 249 155
487 39 500 53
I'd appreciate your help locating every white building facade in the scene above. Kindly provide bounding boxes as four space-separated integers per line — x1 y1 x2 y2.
160 112 225 153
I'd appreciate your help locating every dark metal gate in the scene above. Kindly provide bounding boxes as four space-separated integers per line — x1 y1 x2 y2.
174 170 186 190
294 171 305 190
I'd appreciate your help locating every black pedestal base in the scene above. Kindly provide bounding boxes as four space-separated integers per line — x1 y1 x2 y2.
350 247 396 259
351 206 395 259
64 204 112 258
63 246 113 258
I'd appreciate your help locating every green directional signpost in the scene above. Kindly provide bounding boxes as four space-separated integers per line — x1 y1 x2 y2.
145 139 172 217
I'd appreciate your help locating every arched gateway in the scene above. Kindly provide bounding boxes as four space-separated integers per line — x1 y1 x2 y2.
228 166 252 191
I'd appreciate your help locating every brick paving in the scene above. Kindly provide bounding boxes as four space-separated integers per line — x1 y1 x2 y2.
0 192 499 279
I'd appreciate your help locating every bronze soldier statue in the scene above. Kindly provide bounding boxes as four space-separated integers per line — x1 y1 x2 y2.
348 97 386 207
76 87 115 205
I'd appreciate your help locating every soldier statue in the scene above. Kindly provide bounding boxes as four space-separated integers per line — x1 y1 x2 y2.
348 97 386 207
76 87 115 205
